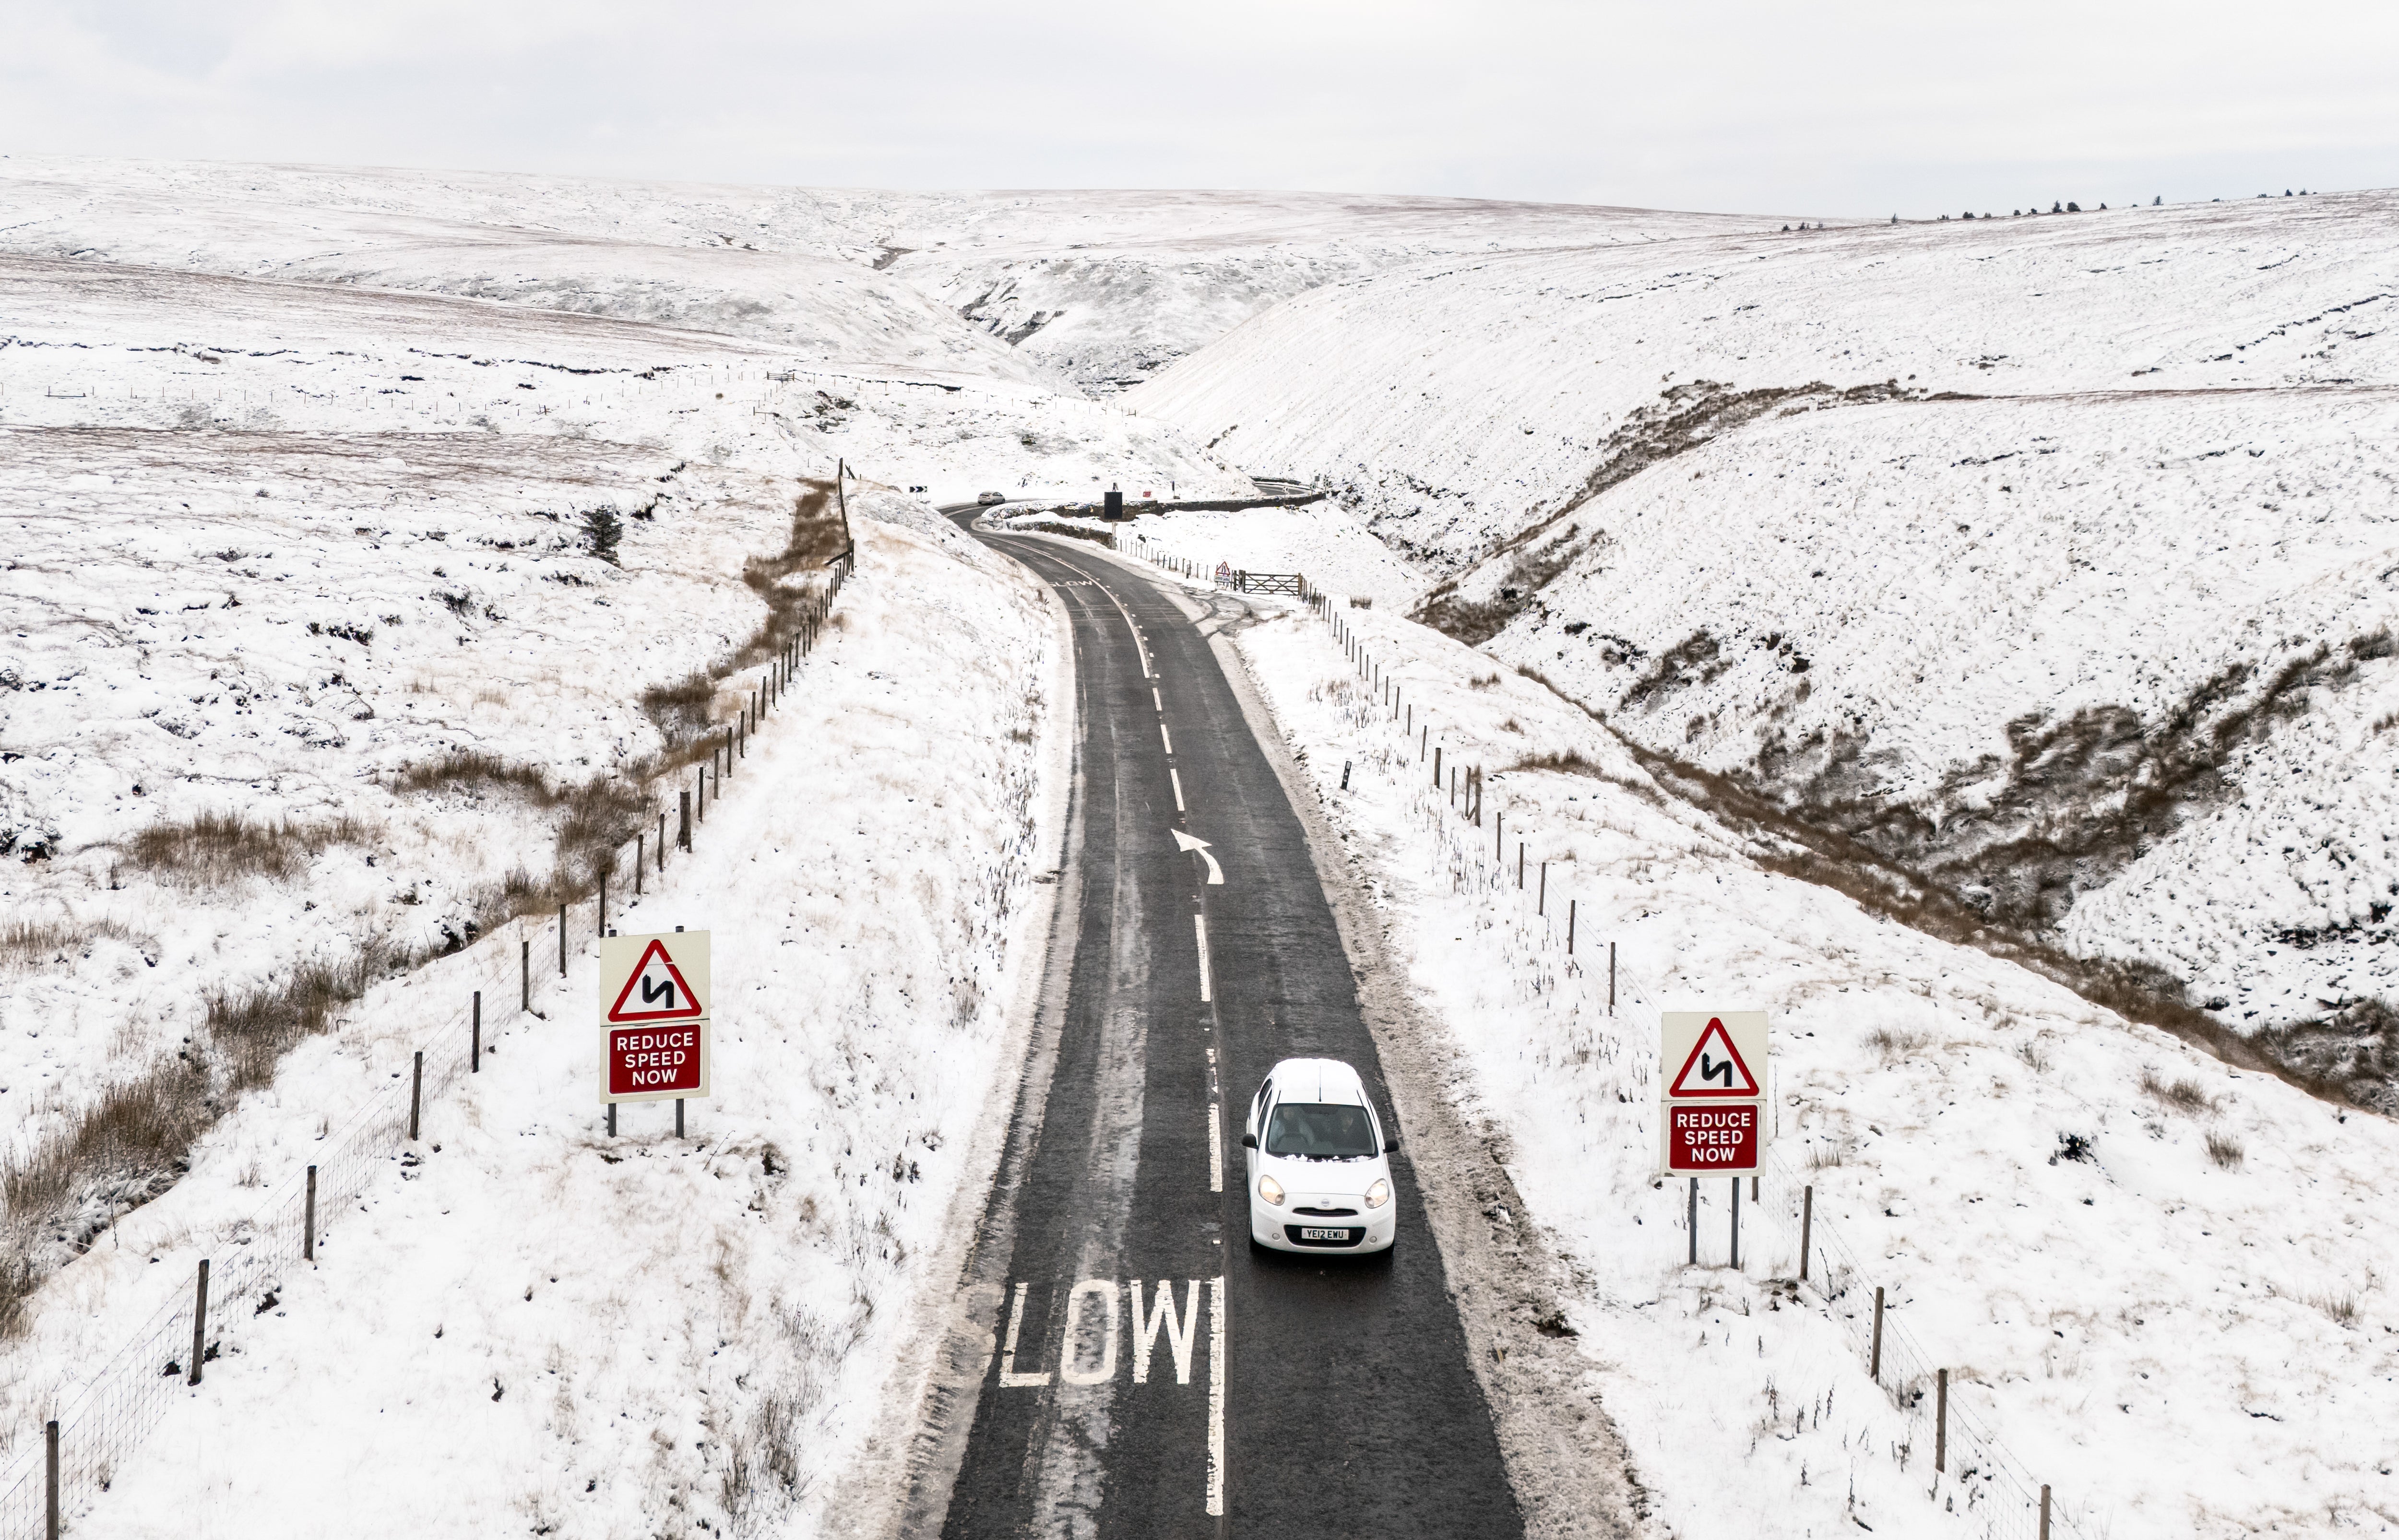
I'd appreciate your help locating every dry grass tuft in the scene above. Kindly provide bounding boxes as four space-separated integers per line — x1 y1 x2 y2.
0 916 149 969
206 951 383 1090
1867 1026 1932 1064
124 811 374 886
2306 1291 2359 1327
2139 1068 2218 1114
2204 1129 2245 1169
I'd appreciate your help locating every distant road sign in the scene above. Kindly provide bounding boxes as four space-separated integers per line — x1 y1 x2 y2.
1660 1010 1768 1175
599 931 711 1103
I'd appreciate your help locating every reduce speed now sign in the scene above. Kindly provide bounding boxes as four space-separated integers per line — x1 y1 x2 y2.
598 930 711 1103
1658 1009 1769 1175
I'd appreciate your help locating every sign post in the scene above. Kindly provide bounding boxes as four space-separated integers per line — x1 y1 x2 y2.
1659 1010 1769 1265
598 931 711 1131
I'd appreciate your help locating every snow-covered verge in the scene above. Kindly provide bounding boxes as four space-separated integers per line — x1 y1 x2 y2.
1235 594 2399 1540
0 157 1792 397
1129 190 2399 574
0 509 1066 1538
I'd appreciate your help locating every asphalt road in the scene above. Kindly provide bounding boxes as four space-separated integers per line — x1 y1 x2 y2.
929 515 1522 1538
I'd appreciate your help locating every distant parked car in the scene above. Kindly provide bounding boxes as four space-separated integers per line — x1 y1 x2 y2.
976 491 1007 506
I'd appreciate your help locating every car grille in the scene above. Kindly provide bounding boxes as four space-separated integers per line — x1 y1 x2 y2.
1292 1206 1358 1217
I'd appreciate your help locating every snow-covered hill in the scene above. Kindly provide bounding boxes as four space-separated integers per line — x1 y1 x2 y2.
1129 191 2399 573
0 157 1791 396
1128 192 2399 1079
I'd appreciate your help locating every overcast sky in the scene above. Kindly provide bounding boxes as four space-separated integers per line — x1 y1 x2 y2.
6 0 2393 215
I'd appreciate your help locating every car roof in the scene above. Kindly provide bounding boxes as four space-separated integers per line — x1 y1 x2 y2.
1264 1057 1365 1106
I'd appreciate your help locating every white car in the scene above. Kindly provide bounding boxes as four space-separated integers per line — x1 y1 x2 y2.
1242 1057 1399 1255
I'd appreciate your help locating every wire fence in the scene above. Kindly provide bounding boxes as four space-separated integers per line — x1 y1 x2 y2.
1300 588 2083 1540
0 557 854 1538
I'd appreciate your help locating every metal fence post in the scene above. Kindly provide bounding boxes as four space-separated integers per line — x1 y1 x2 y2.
1870 1286 1886 1382
189 1260 210 1386
409 1052 423 1141
1730 1177 1741 1268
304 1165 318 1262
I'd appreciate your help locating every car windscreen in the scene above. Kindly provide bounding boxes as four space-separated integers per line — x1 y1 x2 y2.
1264 1102 1378 1159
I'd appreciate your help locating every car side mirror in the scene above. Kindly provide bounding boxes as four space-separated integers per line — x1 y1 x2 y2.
1240 1134 1258 1149
1383 1137 1400 1153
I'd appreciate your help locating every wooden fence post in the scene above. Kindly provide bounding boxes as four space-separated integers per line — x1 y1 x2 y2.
1687 1178 1698 1266
409 1051 423 1141
598 872 606 937
304 1165 318 1262
471 991 481 1073
1608 942 1616 1013
679 790 691 850
1936 1368 1948 1472
2039 1485 2052 1540
636 833 644 896
557 903 567 977
520 939 529 1013
1799 1185 1813 1280
189 1259 210 1386
1870 1286 1886 1382
1518 843 1524 888
45 1418 58 1540
1568 900 1576 955
1433 745 1441 788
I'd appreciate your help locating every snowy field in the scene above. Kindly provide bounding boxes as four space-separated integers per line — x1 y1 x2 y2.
1236 592 2399 1540
0 156 1793 396
1091 503 1427 609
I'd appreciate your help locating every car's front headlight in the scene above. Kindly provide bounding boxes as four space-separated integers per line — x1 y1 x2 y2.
1258 1174 1285 1206
1364 1178 1391 1209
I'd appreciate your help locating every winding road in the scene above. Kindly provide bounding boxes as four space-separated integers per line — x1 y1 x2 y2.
910 514 1522 1538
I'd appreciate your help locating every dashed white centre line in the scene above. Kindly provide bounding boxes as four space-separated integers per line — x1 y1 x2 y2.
1208 1102 1223 1192
1160 723 1174 755
1153 687 1164 712
1194 914 1212 1002
1170 768 1186 812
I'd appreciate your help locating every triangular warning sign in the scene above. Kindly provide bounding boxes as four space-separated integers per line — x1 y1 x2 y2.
1668 1017 1759 1098
606 938 704 1023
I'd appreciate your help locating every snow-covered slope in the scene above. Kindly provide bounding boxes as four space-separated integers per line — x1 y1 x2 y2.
0 157 1793 396
1130 191 2399 1071
1129 191 2399 573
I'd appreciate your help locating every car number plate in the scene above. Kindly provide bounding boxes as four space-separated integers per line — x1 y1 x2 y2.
1300 1227 1350 1241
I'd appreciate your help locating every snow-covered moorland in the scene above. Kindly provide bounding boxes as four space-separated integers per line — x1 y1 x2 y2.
1234 587 2399 1540
0 159 1264 1532
0 156 1793 398
1131 192 2399 1079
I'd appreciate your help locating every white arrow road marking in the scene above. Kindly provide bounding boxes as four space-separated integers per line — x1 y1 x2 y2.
1195 914 1212 1002
1171 827 1223 885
